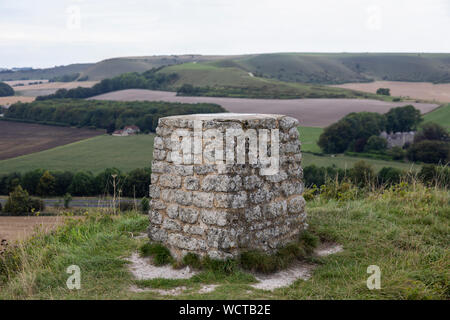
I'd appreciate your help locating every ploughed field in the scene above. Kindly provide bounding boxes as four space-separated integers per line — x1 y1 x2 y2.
5 80 98 97
331 81 450 103
0 216 67 243
0 122 104 160
89 89 439 127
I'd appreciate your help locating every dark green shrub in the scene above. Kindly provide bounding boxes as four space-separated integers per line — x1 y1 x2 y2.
63 193 72 209
68 172 96 196
385 105 422 132
139 243 174 266
29 198 45 212
182 253 202 269
3 186 30 214
0 82 14 97
118 201 134 212
407 140 450 164
378 167 404 185
140 197 150 213
350 161 375 187
387 146 406 160
415 122 449 143
3 186 44 215
364 135 387 152
376 88 390 96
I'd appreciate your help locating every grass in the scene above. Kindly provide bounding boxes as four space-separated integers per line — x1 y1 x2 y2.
302 153 418 172
423 104 450 131
160 62 394 100
0 134 154 175
0 126 418 174
298 126 323 153
0 182 448 299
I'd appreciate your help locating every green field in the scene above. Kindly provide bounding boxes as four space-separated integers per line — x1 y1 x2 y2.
298 126 323 153
159 62 392 100
0 135 154 174
302 153 418 172
423 104 450 131
0 128 419 174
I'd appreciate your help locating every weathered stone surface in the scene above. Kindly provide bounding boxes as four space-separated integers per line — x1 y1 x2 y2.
149 185 160 199
149 211 163 224
201 175 242 192
159 174 182 188
193 192 214 208
288 195 306 214
179 207 199 224
163 218 182 231
148 113 306 260
166 204 179 219
184 176 200 190
174 190 192 205
201 209 228 226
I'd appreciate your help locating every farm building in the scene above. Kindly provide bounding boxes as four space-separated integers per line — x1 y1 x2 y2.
112 125 140 136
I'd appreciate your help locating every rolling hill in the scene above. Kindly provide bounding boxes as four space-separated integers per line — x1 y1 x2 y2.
0 64 93 81
6 53 450 85
77 55 234 80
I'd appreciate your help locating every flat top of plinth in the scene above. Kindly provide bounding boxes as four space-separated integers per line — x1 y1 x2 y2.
161 113 286 121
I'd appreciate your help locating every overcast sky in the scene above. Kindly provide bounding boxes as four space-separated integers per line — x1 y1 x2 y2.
1 0 449 68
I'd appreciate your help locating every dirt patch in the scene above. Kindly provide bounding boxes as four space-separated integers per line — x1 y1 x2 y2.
126 252 198 280
10 81 98 98
315 242 344 257
129 285 188 296
0 121 104 160
0 216 68 243
251 243 343 291
331 81 450 103
90 89 439 127
198 284 219 294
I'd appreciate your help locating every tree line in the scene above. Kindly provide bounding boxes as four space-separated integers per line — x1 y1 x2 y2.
36 68 178 100
0 168 151 198
303 162 450 189
4 99 225 133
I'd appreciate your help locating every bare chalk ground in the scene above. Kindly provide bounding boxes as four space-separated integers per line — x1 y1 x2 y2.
126 252 197 280
126 242 343 294
251 243 343 291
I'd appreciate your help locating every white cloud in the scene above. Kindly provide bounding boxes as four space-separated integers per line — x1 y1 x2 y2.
1 0 449 67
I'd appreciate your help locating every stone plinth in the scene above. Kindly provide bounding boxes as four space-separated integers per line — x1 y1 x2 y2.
148 113 306 260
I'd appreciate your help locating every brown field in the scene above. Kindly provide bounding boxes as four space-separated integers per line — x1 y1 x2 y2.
6 80 98 97
331 81 450 103
0 216 68 243
90 89 439 127
0 96 35 107
0 121 104 160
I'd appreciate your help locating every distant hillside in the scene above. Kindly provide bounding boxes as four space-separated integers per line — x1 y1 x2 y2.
0 64 93 81
7 53 449 84
157 62 386 99
78 55 233 80
82 53 450 84
236 53 450 84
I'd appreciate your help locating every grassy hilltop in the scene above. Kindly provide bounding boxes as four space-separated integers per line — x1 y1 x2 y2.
0 181 448 299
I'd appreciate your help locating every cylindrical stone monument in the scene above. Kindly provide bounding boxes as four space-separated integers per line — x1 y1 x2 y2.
149 113 306 260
